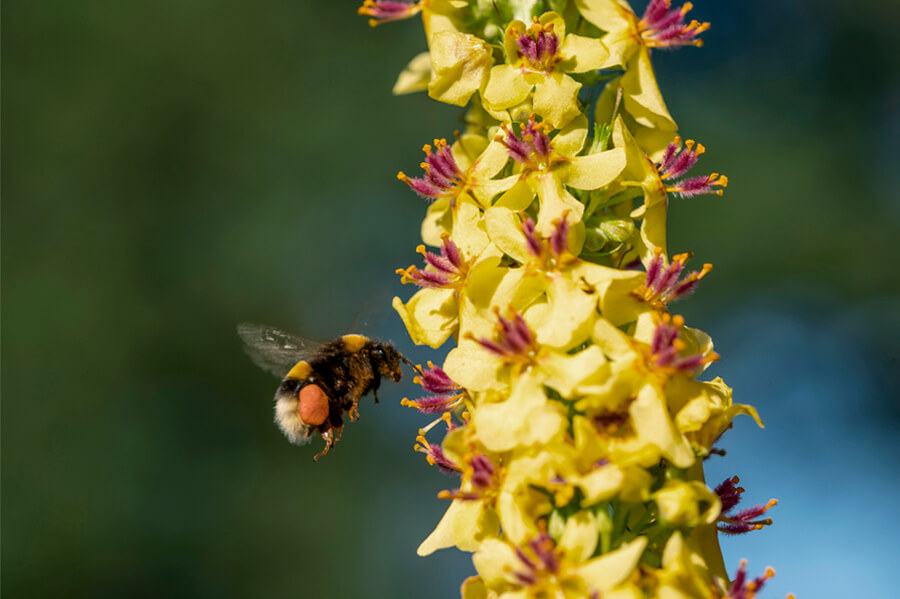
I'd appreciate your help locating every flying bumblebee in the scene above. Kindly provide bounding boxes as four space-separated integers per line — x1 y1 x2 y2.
237 323 416 460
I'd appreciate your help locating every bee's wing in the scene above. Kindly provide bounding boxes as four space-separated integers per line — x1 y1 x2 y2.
237 323 318 378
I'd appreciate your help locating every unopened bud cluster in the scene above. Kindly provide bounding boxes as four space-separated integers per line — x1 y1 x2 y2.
360 1 789 597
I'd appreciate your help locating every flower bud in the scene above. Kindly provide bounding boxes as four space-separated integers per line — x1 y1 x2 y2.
585 216 635 251
655 480 721 527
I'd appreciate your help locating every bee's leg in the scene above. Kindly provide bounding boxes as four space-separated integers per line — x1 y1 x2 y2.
349 404 360 422
371 372 382 404
314 429 334 461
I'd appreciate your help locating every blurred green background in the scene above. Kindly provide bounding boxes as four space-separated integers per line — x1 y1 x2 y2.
3 1 899 597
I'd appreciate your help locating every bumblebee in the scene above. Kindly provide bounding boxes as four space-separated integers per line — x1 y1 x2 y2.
237 323 416 460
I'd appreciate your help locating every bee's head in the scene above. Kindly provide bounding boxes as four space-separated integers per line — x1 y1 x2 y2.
368 342 405 382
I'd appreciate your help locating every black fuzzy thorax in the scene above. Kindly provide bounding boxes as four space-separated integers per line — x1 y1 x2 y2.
282 338 403 434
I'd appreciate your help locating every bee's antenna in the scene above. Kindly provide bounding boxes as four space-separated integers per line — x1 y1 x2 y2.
400 354 424 376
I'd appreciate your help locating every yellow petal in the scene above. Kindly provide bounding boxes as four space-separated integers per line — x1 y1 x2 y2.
416 500 462 556
560 33 610 73
428 31 493 106
591 268 647 327
609 113 662 192
592 317 637 361
453 201 490 258
559 511 600 563
416 499 498 556
572 0 636 68
532 173 584 235
443 342 506 392
576 537 648 592
392 290 457 348
496 486 549 545
474 370 567 452
475 174 520 206
630 383 695 468
393 52 432 95
472 539 521 586
421 197 452 247
636 199 668 266
533 276 599 351
552 114 589 157
482 64 533 111
538 11 567 39
560 148 627 190
541 345 608 398
494 179 535 211
621 47 676 130
484 206 533 264
576 463 624 505
453 500 500 552
460 576 488 599
574 358 642 414
452 132 490 172
658 532 717 599
469 139 515 193
532 71 582 129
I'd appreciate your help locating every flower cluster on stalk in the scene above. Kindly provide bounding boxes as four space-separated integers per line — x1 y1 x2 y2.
362 1 788 597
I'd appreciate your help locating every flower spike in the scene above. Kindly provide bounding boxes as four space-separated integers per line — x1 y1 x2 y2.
362 0 781 593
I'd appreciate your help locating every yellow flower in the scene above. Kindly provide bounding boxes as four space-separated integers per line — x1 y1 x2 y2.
399 134 516 231
577 0 712 146
481 12 610 129
471 534 647 598
491 113 626 236
416 426 504 555
668 376 763 455
428 30 494 106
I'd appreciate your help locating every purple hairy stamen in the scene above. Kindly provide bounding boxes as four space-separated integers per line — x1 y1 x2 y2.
724 560 778 599
514 18 561 72
521 215 573 270
650 313 719 374
358 0 423 27
397 234 468 289
403 363 465 414
635 247 712 307
655 137 727 198
715 476 778 535
497 115 556 171
398 139 467 201
639 0 710 49
469 309 539 365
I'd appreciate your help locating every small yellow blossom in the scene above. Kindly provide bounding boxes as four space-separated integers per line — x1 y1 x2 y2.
482 12 610 128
